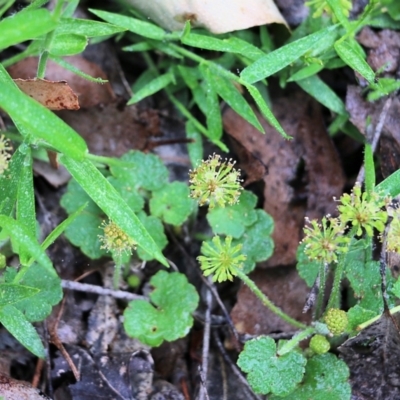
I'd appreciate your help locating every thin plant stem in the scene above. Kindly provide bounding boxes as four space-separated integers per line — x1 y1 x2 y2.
236 269 307 329
315 262 329 318
113 253 123 290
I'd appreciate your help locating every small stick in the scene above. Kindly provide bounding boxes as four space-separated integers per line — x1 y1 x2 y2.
61 280 145 301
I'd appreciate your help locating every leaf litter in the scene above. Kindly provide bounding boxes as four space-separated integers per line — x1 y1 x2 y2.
2 1 400 399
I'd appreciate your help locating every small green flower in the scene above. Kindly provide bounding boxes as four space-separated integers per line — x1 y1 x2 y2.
324 308 348 336
98 220 137 256
309 334 330 354
189 154 242 209
0 135 12 175
386 206 400 253
337 183 388 237
302 217 349 263
198 236 246 283
306 0 352 19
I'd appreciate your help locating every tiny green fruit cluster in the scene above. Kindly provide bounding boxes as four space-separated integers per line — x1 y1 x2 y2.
309 334 330 354
324 308 348 336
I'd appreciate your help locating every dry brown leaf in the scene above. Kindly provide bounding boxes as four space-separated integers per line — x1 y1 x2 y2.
7 56 115 108
0 373 51 400
224 91 345 266
14 78 79 110
126 0 287 34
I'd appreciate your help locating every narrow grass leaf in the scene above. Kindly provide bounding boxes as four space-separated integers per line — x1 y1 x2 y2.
16 146 35 264
48 33 88 56
60 155 168 266
364 143 375 192
334 40 375 84
0 284 39 307
209 73 264 133
245 83 290 139
182 34 264 61
0 68 87 160
296 74 347 115
0 216 54 274
89 9 166 40
0 9 57 51
56 18 127 37
288 63 324 82
241 25 339 83
0 305 45 358
50 55 108 83
376 170 400 197
200 66 223 141
128 70 174 104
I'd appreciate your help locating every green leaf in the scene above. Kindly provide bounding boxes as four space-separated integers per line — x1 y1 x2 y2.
16 146 36 263
244 83 290 139
124 270 199 347
237 336 307 396
150 182 195 226
0 9 57 51
0 284 39 307
288 63 324 82
200 66 223 141
208 70 264 133
271 353 351 400
347 305 377 333
232 209 275 273
181 34 264 61
240 25 339 83
89 9 166 40
60 155 168 266
110 150 169 192
136 213 168 261
60 179 105 259
48 33 88 56
128 70 174 104
0 305 45 358
0 216 54 273
296 75 347 115
0 146 24 217
376 169 400 197
0 67 88 161
296 243 320 287
343 239 389 312
107 176 145 213
334 39 375 84
185 121 204 167
207 190 258 238
56 17 127 37
364 143 375 192
10 263 62 322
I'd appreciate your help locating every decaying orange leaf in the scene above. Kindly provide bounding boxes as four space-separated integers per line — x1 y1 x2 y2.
14 78 79 110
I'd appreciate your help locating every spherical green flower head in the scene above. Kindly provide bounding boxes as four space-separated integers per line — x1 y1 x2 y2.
98 220 137 257
386 206 400 253
324 308 348 336
302 217 349 264
189 154 242 209
197 235 246 283
337 183 388 237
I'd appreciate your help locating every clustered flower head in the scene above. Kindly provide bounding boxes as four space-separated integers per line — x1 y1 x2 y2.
324 308 348 336
306 0 352 19
189 154 242 209
337 183 388 237
302 216 349 264
197 235 246 283
386 206 400 253
0 135 12 175
98 220 137 256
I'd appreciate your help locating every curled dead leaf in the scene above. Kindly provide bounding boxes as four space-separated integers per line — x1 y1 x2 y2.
126 0 287 34
14 78 79 110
